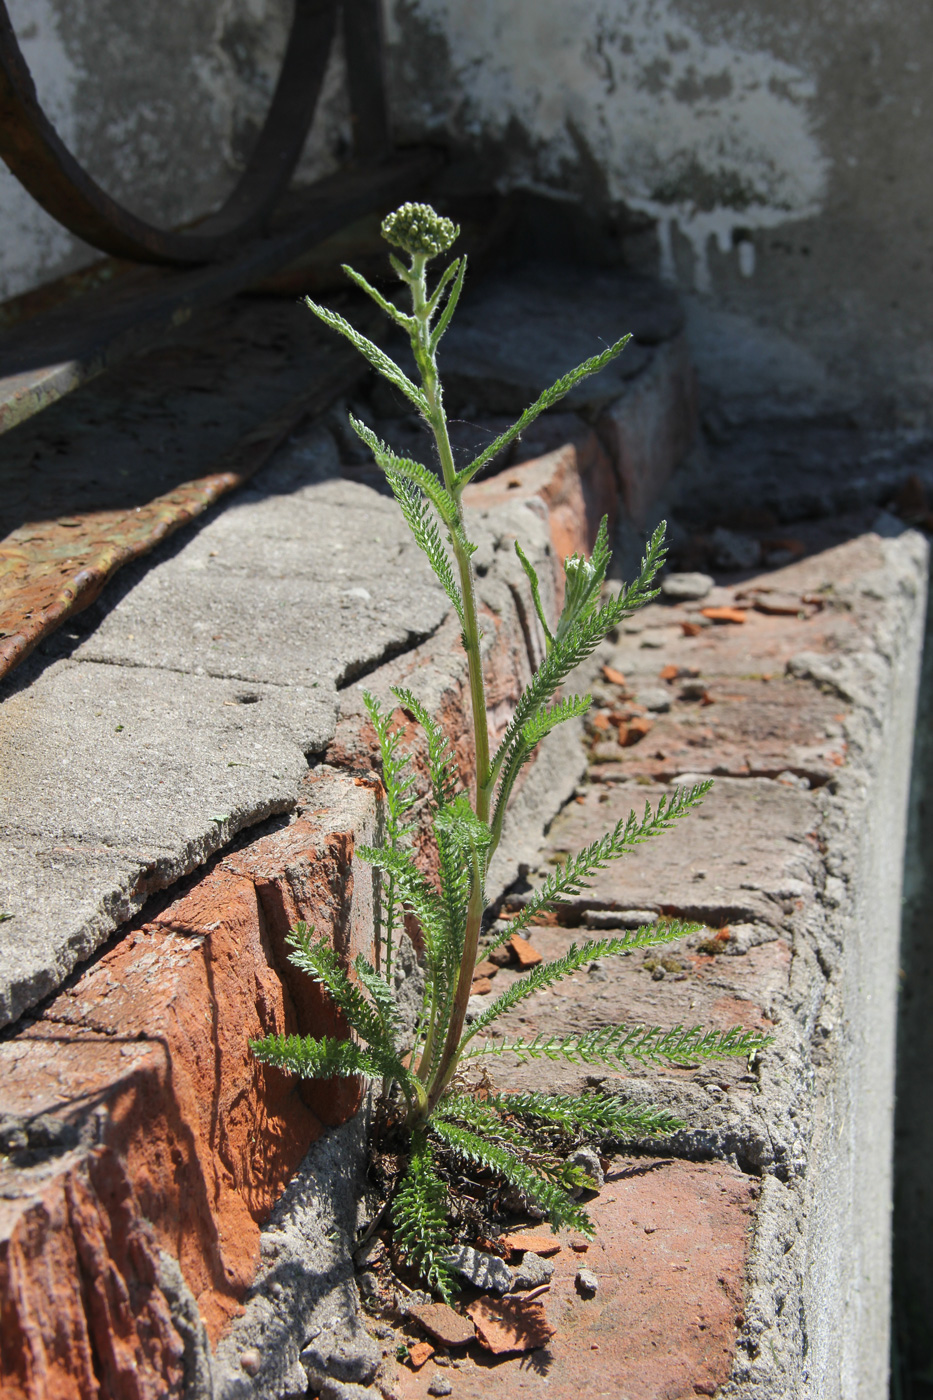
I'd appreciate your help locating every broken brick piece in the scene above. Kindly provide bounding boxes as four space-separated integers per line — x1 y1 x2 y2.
660 664 700 681
500 1233 562 1259
602 664 627 686
618 716 653 746
408 1303 475 1349
466 1296 556 1355
471 976 494 995
408 1341 435 1369
472 960 499 979
699 607 747 624
509 935 543 968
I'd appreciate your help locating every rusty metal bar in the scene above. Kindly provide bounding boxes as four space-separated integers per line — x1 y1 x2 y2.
343 0 392 159
0 0 339 265
0 346 369 681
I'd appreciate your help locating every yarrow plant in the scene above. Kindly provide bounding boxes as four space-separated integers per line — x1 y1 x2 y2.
251 204 771 1297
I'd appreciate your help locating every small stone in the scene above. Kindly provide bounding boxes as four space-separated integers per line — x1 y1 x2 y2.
576 1268 599 1297
408 1341 435 1369
487 944 513 967
661 572 713 602
427 1377 453 1397
569 1146 605 1188
444 1246 513 1293
511 1252 555 1290
635 687 671 713
354 1236 387 1268
471 976 493 995
570 1241 590 1253
357 1271 385 1307
239 1348 261 1376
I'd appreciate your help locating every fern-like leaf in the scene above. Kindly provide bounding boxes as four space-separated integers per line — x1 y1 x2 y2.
465 1022 774 1068
355 953 401 1043
304 298 427 412
349 416 457 527
515 542 554 650
285 924 395 1052
464 922 699 1040
429 255 468 351
553 516 612 647
430 1119 593 1233
382 467 465 624
249 1031 403 1084
490 1090 685 1140
392 687 460 808
489 523 667 783
498 784 711 942
490 694 592 850
457 336 633 486
340 264 416 332
393 1131 456 1301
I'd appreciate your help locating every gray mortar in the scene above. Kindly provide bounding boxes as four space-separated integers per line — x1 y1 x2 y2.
210 1115 379 1400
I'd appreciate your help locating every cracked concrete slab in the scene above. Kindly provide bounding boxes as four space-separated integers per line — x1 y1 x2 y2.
0 425 448 1029
71 431 449 689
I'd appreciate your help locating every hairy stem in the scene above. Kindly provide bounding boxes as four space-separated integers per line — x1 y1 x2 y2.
403 252 492 1119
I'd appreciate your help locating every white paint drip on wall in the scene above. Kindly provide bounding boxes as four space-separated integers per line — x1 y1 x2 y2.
391 0 829 293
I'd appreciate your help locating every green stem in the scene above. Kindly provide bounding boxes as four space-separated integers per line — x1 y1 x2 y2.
404 252 492 1119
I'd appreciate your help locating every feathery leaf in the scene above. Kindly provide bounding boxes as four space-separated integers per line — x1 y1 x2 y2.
430 1119 593 1233
498 784 711 941
382 467 465 624
465 1020 773 1068
429 255 468 352
303 298 427 412
457 336 633 486
392 687 461 808
515 542 554 649
464 922 699 1039
393 1131 456 1301
250 1031 401 1083
340 264 416 332
489 1090 685 1139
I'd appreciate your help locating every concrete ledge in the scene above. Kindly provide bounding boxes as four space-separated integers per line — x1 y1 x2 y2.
471 527 926 1400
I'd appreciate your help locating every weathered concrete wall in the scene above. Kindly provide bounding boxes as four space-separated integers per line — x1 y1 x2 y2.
383 0 932 424
0 0 349 301
3 1 929 421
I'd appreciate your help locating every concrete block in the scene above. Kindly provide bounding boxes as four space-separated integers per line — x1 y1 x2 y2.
597 333 698 528
433 263 680 414
73 473 448 690
0 659 335 1027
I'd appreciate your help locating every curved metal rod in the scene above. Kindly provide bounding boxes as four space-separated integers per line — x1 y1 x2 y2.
0 0 338 266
